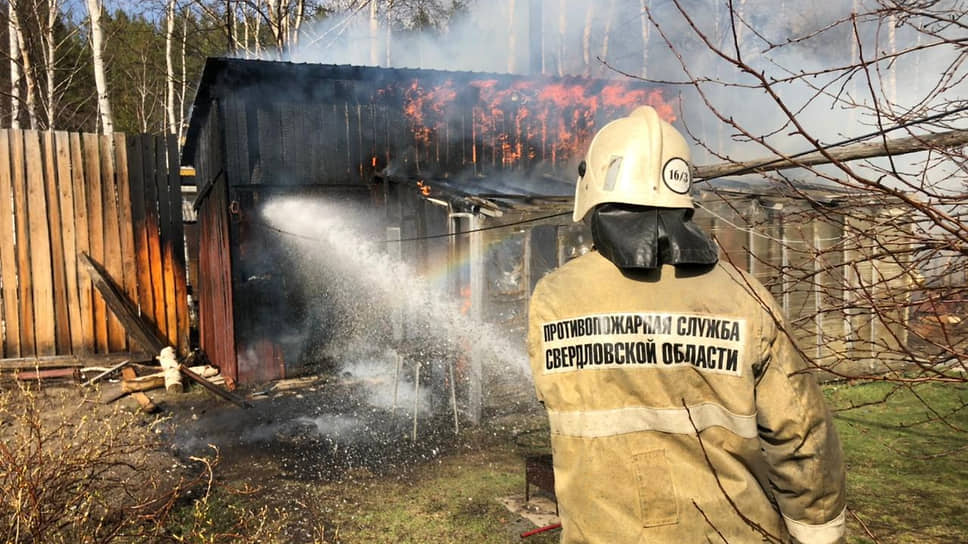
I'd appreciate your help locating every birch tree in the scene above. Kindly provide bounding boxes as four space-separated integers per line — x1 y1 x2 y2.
8 0 21 128
639 0 650 77
556 0 565 76
507 0 517 73
369 0 379 65
600 0 616 77
10 0 38 128
581 1 592 76
40 0 62 128
179 9 189 139
86 0 114 135
166 0 177 134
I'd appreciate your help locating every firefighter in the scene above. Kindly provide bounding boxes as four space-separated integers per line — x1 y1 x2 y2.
528 106 846 543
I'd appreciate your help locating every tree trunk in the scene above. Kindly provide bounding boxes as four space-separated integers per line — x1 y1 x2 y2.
887 12 897 107
13 0 38 129
557 0 565 77
44 0 60 129
600 0 616 76
268 0 283 50
241 5 250 56
369 0 379 65
166 0 177 135
254 7 262 56
385 0 393 66
639 0 650 77
8 0 21 128
507 0 517 73
292 0 305 48
225 0 234 52
582 2 592 76
180 10 188 140
86 0 114 136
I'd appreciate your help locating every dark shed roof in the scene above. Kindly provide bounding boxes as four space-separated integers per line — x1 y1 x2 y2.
181 57 664 169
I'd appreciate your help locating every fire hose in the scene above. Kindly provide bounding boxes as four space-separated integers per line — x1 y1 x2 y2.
520 522 561 539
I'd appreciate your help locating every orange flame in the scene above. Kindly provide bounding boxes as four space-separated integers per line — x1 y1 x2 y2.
416 180 431 196
394 76 674 173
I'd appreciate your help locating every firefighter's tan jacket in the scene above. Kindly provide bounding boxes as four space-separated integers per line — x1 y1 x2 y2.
528 251 846 544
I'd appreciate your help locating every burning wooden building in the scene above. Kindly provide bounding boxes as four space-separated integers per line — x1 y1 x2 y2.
180 57 672 394
182 57 909 414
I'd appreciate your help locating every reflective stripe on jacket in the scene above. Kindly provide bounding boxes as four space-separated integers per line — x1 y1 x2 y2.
527 252 846 544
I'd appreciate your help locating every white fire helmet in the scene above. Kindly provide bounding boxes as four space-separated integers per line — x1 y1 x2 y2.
573 105 693 222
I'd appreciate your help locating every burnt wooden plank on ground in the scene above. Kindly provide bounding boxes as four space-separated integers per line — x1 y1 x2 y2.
118 366 159 412
69 132 94 353
101 134 127 351
42 132 71 353
79 252 167 355
10 129 36 356
83 132 108 352
0 130 22 357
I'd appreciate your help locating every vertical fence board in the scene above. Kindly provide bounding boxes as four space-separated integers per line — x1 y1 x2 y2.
70 133 94 353
100 135 126 351
54 131 83 354
114 134 140 349
24 131 56 356
168 135 190 353
157 136 177 347
127 136 154 327
10 129 36 356
42 132 70 353
143 137 165 338
82 132 107 353
0 130 22 358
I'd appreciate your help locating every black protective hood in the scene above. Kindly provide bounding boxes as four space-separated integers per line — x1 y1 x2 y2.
590 204 719 270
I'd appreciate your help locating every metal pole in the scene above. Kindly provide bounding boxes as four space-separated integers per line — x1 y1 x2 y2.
391 352 402 415
412 361 421 444
449 360 459 434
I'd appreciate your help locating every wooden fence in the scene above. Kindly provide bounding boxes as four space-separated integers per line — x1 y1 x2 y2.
0 129 188 360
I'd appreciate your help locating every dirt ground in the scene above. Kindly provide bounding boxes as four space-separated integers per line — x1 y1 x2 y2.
0 365 554 543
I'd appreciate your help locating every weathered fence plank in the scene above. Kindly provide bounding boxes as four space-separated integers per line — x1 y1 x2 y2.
127 136 153 326
147 137 167 341
167 135 190 352
10 129 36 355
0 131 22 358
100 135 126 352
157 137 178 347
54 131 84 354
70 132 94 353
42 132 71 353
24 130 56 356
82 133 108 353
114 134 140 343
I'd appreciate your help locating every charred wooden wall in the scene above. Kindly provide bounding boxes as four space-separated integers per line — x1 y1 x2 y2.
193 100 239 384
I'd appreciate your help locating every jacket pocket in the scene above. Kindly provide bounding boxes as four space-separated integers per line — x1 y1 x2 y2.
633 449 679 527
